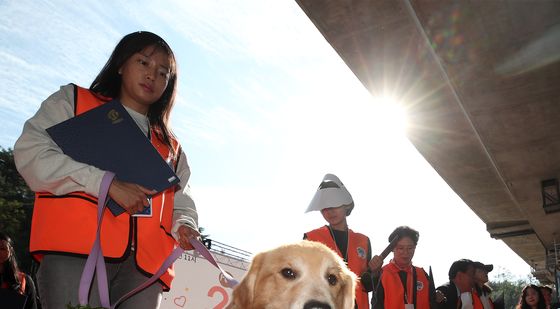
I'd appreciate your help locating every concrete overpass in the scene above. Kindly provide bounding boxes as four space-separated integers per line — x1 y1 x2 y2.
295 0 560 283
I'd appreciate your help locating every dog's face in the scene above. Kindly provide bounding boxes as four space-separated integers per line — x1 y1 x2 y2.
226 240 356 309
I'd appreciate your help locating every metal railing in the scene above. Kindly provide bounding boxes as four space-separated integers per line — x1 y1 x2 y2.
205 239 252 261
188 238 252 271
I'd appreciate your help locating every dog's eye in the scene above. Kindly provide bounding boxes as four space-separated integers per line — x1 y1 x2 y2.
281 268 297 280
327 274 338 286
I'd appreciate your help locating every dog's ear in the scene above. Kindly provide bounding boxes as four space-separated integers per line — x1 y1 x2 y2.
336 269 357 309
226 251 265 309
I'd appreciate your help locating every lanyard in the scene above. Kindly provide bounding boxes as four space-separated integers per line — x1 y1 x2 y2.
402 267 417 306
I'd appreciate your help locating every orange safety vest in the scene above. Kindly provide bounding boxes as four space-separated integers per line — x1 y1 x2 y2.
30 84 179 289
306 226 370 309
472 290 493 309
379 262 431 309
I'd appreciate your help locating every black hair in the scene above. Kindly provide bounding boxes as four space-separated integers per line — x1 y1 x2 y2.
0 232 22 291
388 226 419 244
517 284 546 309
448 258 473 280
90 31 178 156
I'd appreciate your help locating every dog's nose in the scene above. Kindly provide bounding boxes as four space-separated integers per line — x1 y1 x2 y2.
303 300 331 309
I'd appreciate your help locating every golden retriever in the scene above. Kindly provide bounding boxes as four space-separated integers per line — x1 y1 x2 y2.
226 240 356 309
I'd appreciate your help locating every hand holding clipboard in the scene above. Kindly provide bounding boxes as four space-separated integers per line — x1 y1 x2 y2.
46 99 180 216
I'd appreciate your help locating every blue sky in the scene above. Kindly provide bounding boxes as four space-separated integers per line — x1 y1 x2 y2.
0 0 531 285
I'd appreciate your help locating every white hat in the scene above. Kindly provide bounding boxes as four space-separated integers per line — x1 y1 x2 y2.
306 173 354 215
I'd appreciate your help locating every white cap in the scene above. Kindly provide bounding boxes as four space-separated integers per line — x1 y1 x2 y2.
306 173 354 215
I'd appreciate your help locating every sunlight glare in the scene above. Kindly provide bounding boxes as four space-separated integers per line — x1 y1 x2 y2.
371 94 408 136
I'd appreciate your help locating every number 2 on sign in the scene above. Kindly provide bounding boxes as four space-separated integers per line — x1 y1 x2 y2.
208 285 229 309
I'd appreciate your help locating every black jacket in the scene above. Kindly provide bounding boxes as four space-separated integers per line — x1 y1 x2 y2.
435 281 460 309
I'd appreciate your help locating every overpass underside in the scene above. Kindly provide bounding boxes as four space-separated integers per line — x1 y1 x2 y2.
295 0 560 283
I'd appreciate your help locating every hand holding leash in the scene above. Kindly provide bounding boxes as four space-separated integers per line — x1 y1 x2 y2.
177 225 199 250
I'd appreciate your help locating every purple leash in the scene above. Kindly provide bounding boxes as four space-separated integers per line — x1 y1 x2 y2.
79 172 114 308
112 239 238 307
78 171 238 309
189 238 239 288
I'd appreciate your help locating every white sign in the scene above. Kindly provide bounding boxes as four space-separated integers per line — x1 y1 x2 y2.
161 250 249 309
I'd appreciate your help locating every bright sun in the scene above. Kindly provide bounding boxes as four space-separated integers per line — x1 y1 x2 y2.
371 94 409 136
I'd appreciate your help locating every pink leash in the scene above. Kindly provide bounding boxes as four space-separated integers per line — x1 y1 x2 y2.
79 171 238 309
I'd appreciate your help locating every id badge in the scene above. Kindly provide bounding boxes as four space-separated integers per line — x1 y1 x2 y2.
405 304 414 309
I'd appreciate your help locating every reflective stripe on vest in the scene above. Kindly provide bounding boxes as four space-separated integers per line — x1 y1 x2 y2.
30 84 179 289
380 263 431 309
306 226 370 309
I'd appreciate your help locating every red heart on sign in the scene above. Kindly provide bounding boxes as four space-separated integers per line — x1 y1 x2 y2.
173 296 187 307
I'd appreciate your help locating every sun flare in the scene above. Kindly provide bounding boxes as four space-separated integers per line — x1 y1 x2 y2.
371 94 408 136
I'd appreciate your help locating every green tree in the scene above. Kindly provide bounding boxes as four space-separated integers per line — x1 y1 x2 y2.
0 197 26 236
489 268 537 309
0 147 35 272
0 148 35 201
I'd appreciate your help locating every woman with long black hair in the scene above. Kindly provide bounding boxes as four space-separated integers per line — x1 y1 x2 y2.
0 232 38 309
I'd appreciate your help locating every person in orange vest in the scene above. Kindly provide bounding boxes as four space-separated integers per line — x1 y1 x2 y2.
472 261 495 309
0 232 38 309
14 31 199 309
367 226 433 309
303 173 372 309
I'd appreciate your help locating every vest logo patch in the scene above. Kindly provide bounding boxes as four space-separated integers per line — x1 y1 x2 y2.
417 280 424 291
107 109 123 124
356 247 366 259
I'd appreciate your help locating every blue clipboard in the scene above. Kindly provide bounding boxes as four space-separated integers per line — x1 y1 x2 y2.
46 99 180 216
